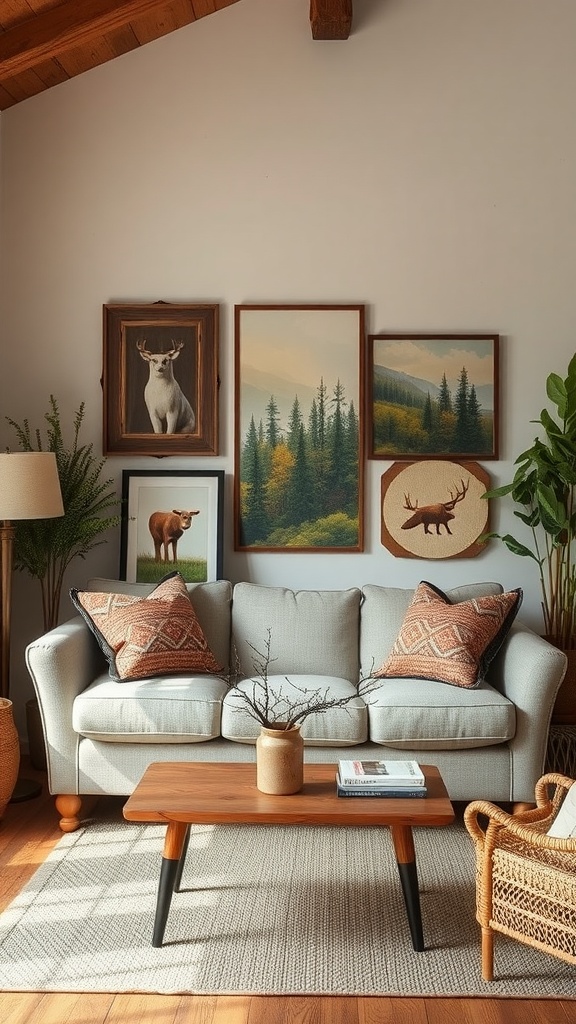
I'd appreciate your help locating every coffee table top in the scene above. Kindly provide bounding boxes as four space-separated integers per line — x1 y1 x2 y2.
123 762 454 827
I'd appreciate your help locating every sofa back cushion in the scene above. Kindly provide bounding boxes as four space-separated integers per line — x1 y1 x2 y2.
231 583 361 682
360 582 504 679
86 577 232 671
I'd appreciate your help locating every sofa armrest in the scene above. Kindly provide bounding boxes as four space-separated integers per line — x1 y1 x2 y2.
488 623 568 802
26 615 105 794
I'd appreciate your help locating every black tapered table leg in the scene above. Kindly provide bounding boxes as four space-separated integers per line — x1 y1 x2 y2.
174 825 191 892
151 820 188 947
396 859 424 951
152 857 180 947
390 824 425 952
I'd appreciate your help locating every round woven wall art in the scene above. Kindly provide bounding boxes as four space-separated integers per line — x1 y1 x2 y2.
381 460 490 559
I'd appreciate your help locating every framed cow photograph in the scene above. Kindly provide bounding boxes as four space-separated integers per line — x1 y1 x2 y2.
103 301 219 456
119 470 224 583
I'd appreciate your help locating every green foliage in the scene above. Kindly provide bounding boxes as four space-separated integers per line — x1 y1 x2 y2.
482 354 576 647
6 396 120 630
135 557 207 584
240 378 360 548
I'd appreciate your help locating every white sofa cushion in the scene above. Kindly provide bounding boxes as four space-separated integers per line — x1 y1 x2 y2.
221 675 367 746
73 672 229 742
366 677 515 750
231 583 361 681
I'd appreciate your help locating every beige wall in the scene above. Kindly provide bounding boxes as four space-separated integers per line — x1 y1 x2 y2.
1 0 576 730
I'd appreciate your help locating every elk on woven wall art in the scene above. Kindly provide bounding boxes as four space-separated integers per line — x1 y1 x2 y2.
380 460 490 559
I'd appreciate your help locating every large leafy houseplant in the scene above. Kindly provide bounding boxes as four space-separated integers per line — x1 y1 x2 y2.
482 354 576 650
6 396 120 632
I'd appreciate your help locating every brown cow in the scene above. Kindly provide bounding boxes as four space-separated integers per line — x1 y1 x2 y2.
148 509 200 563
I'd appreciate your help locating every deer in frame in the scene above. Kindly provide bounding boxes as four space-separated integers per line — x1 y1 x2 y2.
136 338 196 434
402 478 470 535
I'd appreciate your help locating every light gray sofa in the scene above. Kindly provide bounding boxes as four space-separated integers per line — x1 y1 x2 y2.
26 578 567 831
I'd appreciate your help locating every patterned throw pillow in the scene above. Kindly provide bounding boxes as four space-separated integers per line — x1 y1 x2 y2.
375 581 522 689
70 571 222 682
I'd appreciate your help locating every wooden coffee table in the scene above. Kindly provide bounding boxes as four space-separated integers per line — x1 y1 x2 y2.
123 761 454 949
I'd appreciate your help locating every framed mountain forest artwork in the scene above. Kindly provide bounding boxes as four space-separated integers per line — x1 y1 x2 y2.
234 304 365 551
368 334 499 460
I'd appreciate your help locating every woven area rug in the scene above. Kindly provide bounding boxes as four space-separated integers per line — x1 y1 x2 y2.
0 805 575 997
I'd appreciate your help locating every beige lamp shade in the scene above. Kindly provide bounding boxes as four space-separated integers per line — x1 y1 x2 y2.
0 452 64 520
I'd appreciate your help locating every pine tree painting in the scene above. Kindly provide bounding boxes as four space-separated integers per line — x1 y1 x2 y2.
369 334 499 459
235 306 365 550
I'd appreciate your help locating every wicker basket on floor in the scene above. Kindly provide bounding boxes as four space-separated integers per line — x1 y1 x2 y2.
464 773 576 981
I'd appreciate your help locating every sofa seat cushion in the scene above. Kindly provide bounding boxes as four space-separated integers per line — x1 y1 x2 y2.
366 677 515 750
72 672 229 742
221 675 367 746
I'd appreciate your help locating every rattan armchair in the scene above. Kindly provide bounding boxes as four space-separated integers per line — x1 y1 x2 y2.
464 773 576 980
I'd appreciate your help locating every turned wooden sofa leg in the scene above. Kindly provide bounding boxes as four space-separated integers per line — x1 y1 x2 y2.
55 794 82 833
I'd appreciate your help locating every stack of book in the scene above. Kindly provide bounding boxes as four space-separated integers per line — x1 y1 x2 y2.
336 759 427 798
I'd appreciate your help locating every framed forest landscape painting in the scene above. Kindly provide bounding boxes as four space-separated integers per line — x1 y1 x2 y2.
234 304 365 551
368 333 499 460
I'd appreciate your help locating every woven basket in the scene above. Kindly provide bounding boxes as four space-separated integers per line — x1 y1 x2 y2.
0 698 20 817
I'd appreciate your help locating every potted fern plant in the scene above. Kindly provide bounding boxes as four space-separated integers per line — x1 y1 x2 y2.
6 396 120 764
482 353 576 720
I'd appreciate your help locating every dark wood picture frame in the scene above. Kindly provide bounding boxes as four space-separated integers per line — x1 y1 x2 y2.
103 302 219 456
234 303 365 552
119 469 224 583
368 333 499 460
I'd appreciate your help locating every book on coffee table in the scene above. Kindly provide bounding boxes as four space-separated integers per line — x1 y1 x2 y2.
338 759 425 788
336 776 428 798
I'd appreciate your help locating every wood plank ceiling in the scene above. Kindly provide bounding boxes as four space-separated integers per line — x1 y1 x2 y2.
0 0 353 111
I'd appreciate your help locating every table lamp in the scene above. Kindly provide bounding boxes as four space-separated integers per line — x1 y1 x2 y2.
0 451 64 800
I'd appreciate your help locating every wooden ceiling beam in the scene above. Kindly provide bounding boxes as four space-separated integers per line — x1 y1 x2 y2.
310 0 352 40
0 0 180 78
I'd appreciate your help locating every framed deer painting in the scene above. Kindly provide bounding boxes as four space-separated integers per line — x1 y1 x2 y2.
368 333 499 459
380 460 490 559
103 302 219 456
119 469 224 583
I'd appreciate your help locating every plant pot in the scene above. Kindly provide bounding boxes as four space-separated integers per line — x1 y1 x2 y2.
544 637 576 725
256 725 304 795
0 698 21 817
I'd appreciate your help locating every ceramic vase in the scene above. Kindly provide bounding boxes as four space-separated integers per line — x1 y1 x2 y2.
256 724 304 795
0 698 20 818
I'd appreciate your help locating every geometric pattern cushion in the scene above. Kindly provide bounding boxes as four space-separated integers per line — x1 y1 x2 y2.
375 580 523 689
70 571 222 682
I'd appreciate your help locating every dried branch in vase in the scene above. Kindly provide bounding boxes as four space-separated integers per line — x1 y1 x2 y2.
225 629 378 730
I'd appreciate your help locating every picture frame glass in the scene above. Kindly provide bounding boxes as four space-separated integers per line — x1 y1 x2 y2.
368 334 499 459
235 305 365 552
120 470 224 584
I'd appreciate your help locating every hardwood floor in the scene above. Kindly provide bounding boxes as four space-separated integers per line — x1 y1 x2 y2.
1 760 574 1023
